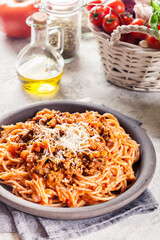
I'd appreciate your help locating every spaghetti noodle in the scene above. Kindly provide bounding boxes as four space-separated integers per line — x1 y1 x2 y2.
0 109 140 207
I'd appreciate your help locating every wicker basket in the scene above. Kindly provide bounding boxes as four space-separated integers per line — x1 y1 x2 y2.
89 23 160 91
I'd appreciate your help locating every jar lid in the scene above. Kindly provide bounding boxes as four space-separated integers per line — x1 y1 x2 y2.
41 0 82 15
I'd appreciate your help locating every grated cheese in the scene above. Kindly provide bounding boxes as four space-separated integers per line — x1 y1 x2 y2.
30 122 101 161
49 122 99 153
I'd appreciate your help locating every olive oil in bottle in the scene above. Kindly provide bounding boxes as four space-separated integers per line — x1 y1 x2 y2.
16 12 64 94
17 55 63 93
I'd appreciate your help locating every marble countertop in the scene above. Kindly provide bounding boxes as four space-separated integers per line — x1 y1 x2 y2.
0 31 160 240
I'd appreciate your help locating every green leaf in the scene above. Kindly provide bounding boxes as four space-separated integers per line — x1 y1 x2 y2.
150 0 160 11
149 11 159 31
150 0 160 42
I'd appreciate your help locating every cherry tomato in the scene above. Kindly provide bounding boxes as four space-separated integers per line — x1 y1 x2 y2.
104 0 125 16
102 13 120 33
89 6 105 27
147 36 160 49
130 19 147 40
0 0 39 38
86 0 102 11
120 15 134 25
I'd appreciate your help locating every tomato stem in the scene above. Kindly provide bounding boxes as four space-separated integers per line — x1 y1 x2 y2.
90 9 103 20
106 6 124 24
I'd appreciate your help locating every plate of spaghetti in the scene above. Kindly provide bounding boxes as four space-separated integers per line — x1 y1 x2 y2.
0 101 156 219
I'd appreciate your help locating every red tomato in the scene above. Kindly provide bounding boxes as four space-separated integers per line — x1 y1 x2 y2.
120 15 134 25
0 0 39 38
147 36 160 49
86 0 102 11
102 13 120 33
130 19 147 40
89 6 105 27
104 0 125 16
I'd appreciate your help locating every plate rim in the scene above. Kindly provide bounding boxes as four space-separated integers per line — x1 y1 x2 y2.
0 100 156 219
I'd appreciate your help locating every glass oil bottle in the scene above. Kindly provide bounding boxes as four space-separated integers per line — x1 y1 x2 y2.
16 12 64 94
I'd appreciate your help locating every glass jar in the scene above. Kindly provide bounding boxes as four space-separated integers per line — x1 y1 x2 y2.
16 12 64 94
40 0 82 63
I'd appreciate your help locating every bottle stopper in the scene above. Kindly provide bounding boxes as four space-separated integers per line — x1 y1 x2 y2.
32 12 48 25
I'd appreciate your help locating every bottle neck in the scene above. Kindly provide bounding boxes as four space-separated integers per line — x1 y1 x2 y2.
31 25 48 46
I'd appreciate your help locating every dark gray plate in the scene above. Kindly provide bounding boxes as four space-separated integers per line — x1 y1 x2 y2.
0 101 156 219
